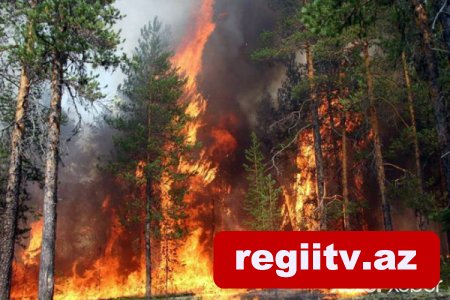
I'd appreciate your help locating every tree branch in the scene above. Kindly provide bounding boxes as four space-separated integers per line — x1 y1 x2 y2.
269 124 311 175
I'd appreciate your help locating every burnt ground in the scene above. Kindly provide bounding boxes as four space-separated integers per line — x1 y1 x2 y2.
109 289 450 299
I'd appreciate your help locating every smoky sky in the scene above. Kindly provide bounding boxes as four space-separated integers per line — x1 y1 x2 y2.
199 0 280 186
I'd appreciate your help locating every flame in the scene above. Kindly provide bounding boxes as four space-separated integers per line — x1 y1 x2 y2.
11 0 224 296
165 0 240 297
11 1 369 299
22 220 43 265
51 210 145 300
331 289 367 297
12 196 147 300
283 96 365 230
172 0 215 90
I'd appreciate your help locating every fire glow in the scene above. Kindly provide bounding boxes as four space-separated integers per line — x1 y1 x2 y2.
11 0 231 298
10 0 365 299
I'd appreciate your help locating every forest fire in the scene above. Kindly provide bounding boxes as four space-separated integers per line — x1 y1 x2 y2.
11 0 239 298
167 0 239 296
4 0 448 298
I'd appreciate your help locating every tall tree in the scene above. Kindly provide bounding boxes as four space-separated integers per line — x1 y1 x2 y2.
252 0 327 230
410 0 450 207
33 1 123 298
306 44 327 230
394 1 426 228
107 18 190 297
0 1 41 297
302 0 394 230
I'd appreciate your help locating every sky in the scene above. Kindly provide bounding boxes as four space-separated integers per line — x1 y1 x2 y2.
74 0 198 124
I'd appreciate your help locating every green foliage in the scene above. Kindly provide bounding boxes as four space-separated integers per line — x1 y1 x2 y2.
32 0 124 102
326 198 367 225
388 175 437 220
0 1 46 244
301 0 378 38
243 133 282 231
107 17 190 241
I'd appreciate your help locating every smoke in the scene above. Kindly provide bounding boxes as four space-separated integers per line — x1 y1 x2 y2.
15 0 285 296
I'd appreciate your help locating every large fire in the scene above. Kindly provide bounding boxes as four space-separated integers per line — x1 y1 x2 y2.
10 0 369 299
11 0 240 299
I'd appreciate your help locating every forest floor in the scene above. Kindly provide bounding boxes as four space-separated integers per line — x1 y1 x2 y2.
110 289 450 299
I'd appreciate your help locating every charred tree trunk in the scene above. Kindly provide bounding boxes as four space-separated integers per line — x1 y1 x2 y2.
38 52 63 300
411 0 450 206
339 64 351 231
0 5 36 297
326 96 339 160
306 45 326 230
0 66 31 300
341 113 350 231
145 176 152 298
401 51 426 230
145 103 153 299
363 41 393 231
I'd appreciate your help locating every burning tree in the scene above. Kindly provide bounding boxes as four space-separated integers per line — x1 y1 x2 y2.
107 17 191 297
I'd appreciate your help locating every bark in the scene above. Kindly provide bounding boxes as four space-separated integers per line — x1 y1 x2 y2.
339 64 350 231
0 5 36 297
401 51 426 230
411 0 450 206
145 102 152 299
306 44 326 230
341 113 350 231
326 96 339 159
145 177 152 298
38 53 63 300
0 70 30 300
363 41 393 231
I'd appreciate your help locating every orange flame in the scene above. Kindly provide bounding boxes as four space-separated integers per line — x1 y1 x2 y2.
166 0 240 296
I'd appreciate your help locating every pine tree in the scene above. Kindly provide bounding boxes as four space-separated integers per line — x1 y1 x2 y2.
409 0 450 208
0 1 45 297
243 133 282 231
107 17 190 297
252 1 328 230
301 0 394 230
30 1 124 298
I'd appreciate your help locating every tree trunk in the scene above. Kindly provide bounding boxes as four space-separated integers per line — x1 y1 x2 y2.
145 103 152 299
38 53 63 300
145 176 152 298
0 66 31 300
341 113 350 231
411 0 450 206
339 63 350 231
0 4 36 296
363 41 393 231
326 96 339 159
401 50 425 230
306 44 326 230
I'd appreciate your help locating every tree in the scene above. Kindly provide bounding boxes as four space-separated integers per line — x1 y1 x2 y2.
107 17 190 297
252 0 328 230
0 1 44 297
391 1 428 229
31 1 123 298
410 0 450 208
243 133 282 231
301 0 394 230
